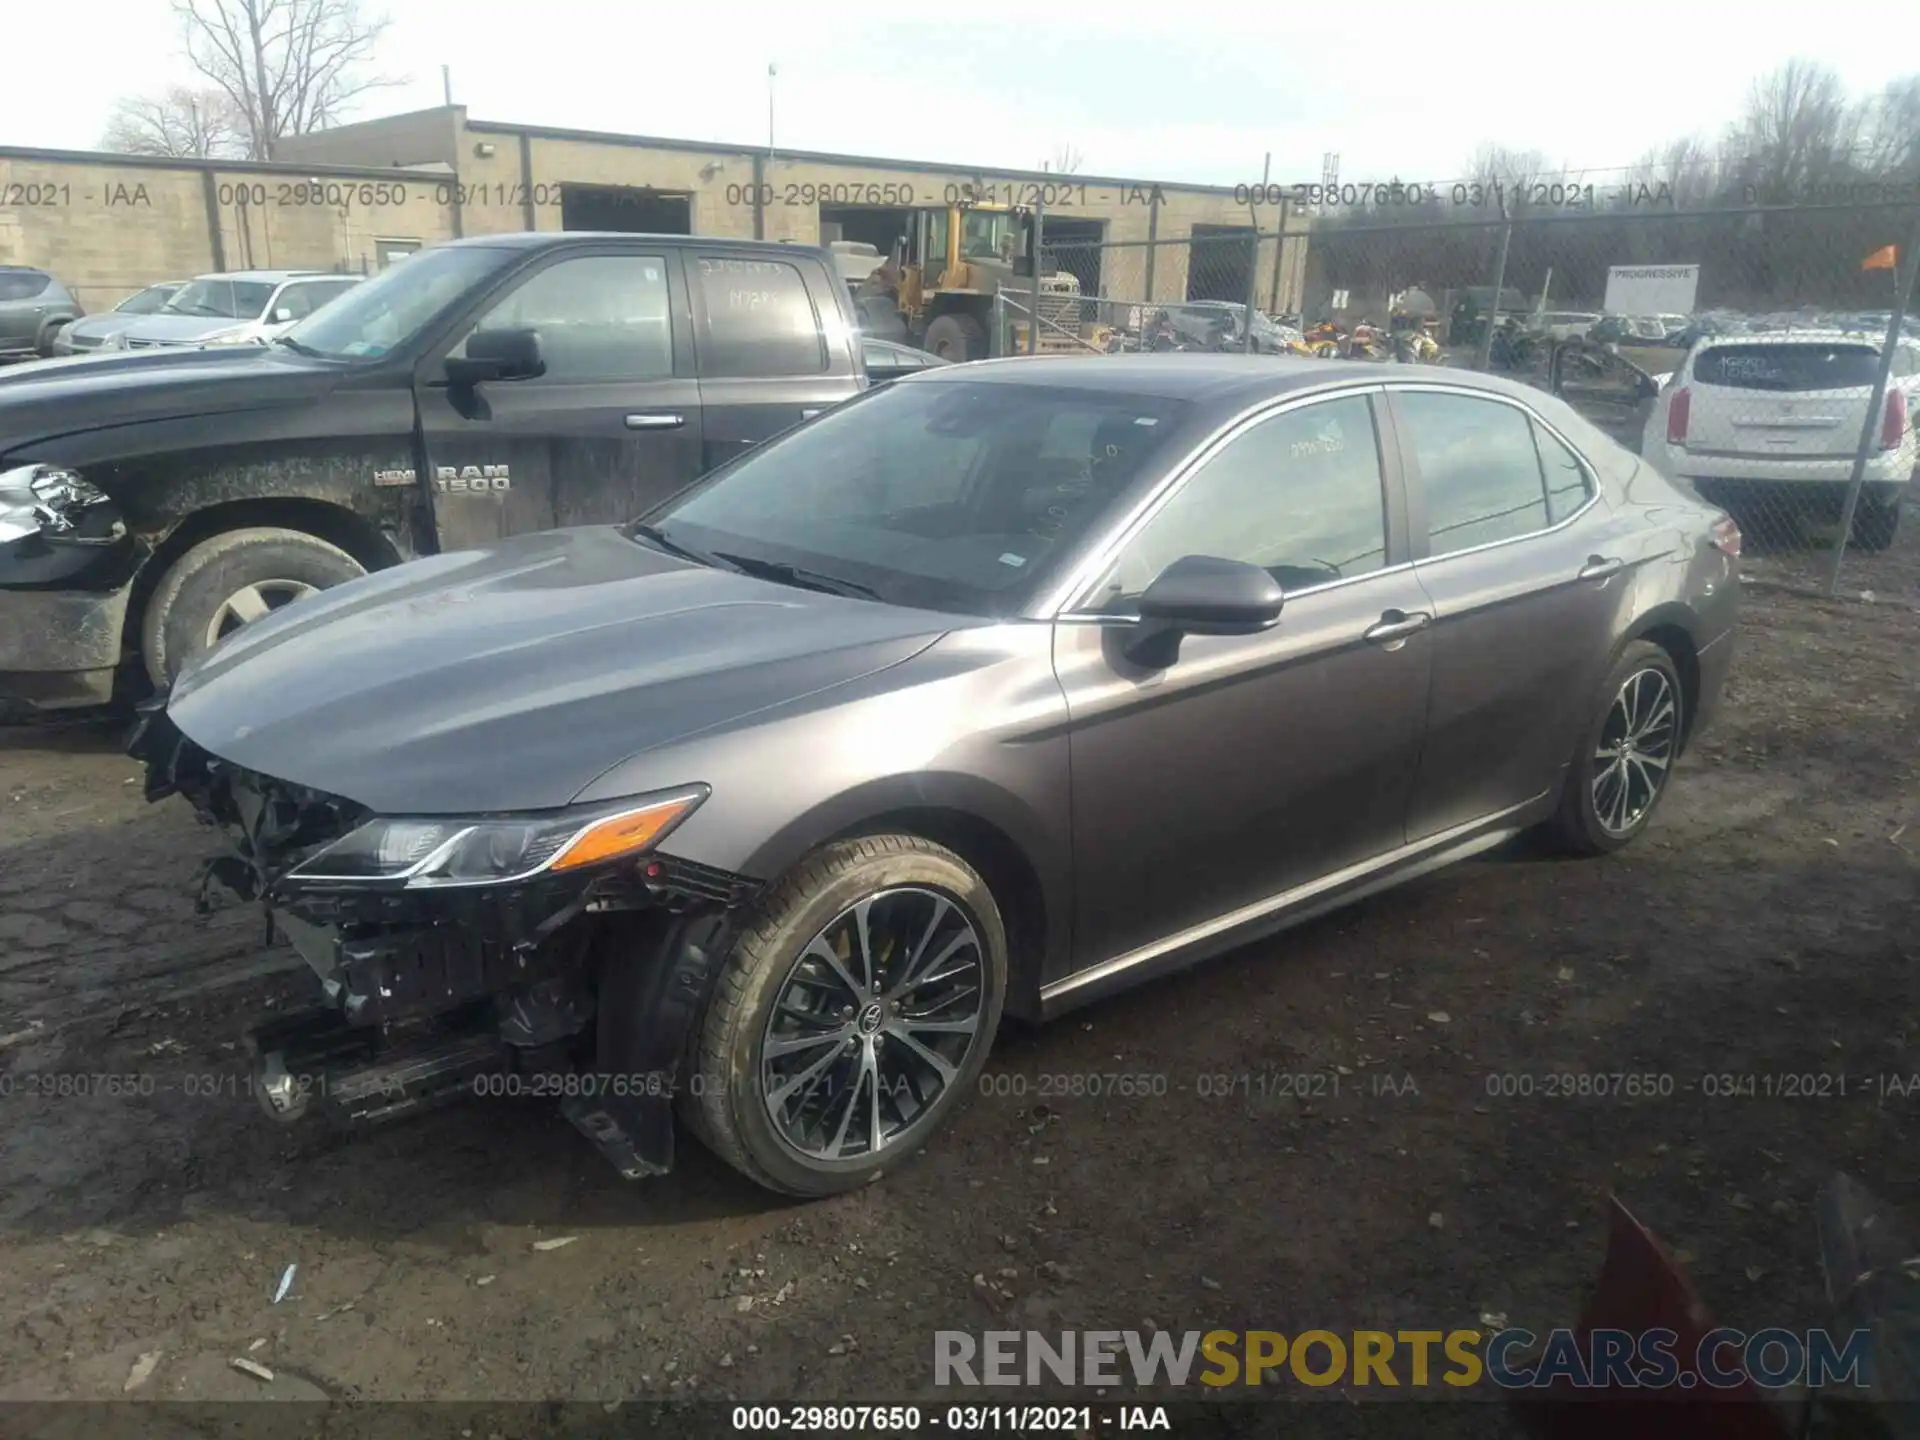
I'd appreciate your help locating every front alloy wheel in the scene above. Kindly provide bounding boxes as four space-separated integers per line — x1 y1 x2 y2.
760 887 986 1162
681 835 1007 1196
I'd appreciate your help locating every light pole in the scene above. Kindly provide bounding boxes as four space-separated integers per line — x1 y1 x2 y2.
767 62 777 155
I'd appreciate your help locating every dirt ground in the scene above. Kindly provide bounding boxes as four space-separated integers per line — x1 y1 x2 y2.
1 581 1917 1430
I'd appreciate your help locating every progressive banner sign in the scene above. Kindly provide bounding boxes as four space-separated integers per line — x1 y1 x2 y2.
1603 264 1700 316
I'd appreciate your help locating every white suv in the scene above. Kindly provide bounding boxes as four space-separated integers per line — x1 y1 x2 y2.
1642 331 1919 550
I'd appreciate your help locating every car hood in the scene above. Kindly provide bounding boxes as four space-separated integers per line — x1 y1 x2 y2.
62 313 148 343
0 345 335 452
117 314 254 343
165 525 958 815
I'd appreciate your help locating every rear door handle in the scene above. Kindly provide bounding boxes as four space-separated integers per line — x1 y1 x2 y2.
1362 610 1431 646
1578 556 1626 582
625 412 685 430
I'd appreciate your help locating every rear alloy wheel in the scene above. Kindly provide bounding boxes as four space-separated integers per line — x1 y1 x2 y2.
681 835 1007 1196
1550 640 1685 855
140 527 365 687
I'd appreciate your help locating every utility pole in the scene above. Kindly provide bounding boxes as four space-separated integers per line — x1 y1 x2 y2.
767 63 777 155
442 65 453 105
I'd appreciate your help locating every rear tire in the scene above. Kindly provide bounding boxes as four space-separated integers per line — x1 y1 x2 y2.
1850 495 1903 553
140 527 364 688
680 835 1007 1196
1548 641 1685 856
923 313 985 362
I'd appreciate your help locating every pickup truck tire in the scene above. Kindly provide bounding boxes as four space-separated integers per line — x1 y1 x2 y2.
680 834 1007 1196
141 527 364 688
924 313 985 362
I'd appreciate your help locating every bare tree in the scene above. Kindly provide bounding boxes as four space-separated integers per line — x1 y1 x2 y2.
172 0 400 161
1854 74 1920 181
1045 144 1085 175
1725 59 1859 193
100 86 250 158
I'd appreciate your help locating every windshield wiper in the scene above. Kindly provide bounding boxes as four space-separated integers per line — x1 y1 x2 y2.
273 335 325 358
709 551 883 601
628 522 715 566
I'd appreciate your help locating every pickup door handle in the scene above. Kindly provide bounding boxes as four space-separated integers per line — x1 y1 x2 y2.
1578 555 1626 582
624 412 685 431
1362 610 1432 647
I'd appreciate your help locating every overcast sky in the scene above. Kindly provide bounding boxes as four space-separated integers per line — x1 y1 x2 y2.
3 1 1911 186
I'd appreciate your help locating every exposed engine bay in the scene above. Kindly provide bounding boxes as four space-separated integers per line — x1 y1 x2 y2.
127 699 763 1179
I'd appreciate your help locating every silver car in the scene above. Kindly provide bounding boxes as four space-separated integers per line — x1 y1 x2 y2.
50 281 187 356
106 271 361 351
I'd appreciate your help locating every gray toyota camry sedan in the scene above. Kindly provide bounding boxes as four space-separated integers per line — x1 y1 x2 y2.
132 355 1740 1196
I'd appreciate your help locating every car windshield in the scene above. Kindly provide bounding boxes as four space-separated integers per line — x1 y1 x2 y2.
162 278 277 320
1694 343 1881 391
961 210 1014 261
281 245 516 360
642 380 1192 617
118 284 181 315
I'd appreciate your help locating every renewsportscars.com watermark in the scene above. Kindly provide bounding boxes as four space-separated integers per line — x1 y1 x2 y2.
934 1327 1873 1391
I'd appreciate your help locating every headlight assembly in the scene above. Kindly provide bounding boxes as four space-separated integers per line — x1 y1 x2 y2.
0 464 111 543
285 786 709 889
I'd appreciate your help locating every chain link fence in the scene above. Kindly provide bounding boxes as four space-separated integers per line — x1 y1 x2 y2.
1008 201 1920 600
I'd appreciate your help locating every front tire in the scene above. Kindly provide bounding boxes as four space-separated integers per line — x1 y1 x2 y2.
140 527 365 687
923 312 986 362
681 835 1007 1196
1549 641 1685 856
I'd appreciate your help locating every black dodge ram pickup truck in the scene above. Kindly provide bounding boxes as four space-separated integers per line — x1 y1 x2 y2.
0 233 868 709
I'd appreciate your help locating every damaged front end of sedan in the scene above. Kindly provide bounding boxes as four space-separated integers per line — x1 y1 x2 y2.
128 701 763 1179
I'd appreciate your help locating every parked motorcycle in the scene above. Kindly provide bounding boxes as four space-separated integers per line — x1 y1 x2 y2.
1305 320 1345 359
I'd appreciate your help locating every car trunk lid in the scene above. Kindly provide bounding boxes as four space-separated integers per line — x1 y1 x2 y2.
1681 341 1884 458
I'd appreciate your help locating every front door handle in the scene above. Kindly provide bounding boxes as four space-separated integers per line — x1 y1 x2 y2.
1578 555 1626 582
625 412 685 431
1362 610 1432 647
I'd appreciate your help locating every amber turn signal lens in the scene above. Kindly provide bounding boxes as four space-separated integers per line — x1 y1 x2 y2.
550 798 697 872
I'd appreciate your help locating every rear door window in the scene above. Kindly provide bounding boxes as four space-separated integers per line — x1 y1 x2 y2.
0 271 51 301
1694 344 1880 390
691 255 827 378
1395 390 1551 556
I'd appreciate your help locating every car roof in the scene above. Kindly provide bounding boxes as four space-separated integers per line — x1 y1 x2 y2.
1697 330 1885 348
188 269 338 282
437 232 833 258
900 353 1549 406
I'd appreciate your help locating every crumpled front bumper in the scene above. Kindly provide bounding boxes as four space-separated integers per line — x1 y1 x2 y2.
0 464 140 709
0 584 132 707
128 701 763 1178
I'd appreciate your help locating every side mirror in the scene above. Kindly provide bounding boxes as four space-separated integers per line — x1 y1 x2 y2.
445 326 545 386
1123 555 1285 668
272 306 294 323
